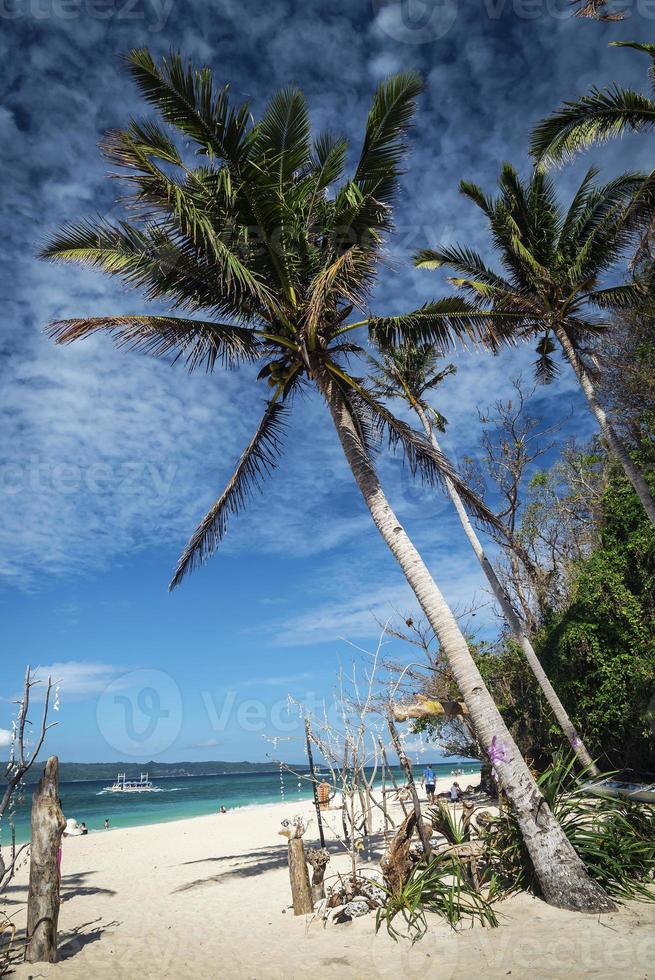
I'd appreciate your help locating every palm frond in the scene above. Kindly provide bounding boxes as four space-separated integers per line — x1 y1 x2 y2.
531 86 655 168
572 0 624 20
353 71 423 209
326 364 503 530
534 333 559 384
46 315 257 370
126 48 253 167
169 400 288 589
368 298 502 351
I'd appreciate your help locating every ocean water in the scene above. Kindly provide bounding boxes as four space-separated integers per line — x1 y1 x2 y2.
2 763 481 845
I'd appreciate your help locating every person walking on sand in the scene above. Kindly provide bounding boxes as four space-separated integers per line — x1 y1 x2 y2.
450 781 462 803
423 764 436 804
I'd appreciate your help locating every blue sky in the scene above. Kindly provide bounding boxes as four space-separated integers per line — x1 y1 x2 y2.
1 0 651 763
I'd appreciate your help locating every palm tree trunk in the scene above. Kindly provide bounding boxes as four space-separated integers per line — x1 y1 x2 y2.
319 374 614 913
412 401 599 775
555 325 655 526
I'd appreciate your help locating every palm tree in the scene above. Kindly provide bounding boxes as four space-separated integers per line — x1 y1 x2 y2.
369 343 599 773
415 164 655 527
41 49 613 912
531 41 655 168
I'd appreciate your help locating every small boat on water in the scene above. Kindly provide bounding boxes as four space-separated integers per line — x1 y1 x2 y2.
585 776 655 804
109 772 156 793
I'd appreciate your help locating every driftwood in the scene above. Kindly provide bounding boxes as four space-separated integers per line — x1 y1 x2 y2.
387 715 431 858
26 756 66 963
306 847 330 903
279 819 313 915
381 812 417 895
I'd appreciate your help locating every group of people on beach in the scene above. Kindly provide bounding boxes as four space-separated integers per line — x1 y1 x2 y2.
422 765 462 804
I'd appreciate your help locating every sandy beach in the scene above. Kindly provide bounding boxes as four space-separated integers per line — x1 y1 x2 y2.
4 773 654 979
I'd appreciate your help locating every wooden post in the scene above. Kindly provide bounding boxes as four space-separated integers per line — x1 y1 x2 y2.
26 756 66 963
304 718 326 849
287 835 313 915
387 715 431 859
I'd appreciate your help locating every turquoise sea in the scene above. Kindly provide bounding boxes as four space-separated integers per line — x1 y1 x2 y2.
4 762 481 845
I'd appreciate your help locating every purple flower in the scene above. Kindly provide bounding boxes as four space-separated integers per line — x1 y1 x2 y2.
488 735 508 767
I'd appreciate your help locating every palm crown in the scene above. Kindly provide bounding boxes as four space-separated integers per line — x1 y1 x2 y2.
41 49 496 589
415 163 649 382
369 343 455 433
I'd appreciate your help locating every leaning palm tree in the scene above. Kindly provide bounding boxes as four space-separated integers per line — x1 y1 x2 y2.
41 49 613 911
369 342 599 773
415 164 655 527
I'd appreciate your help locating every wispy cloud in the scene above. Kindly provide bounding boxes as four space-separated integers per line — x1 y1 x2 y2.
31 661 125 700
2 1 648 598
0 729 12 748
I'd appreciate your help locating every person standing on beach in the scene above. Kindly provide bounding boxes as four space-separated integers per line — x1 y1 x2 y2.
423 765 436 803
104 818 109 830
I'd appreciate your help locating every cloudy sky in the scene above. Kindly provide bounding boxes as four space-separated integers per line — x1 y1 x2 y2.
1 0 650 762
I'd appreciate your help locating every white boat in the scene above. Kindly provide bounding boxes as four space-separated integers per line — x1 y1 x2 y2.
585 777 655 804
109 772 156 793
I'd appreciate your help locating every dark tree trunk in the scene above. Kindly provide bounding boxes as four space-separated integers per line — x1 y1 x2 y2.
26 756 66 964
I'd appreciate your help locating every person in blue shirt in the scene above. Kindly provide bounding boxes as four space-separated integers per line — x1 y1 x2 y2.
422 765 436 803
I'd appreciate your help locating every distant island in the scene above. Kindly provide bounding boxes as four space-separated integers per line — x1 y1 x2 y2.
20 760 285 785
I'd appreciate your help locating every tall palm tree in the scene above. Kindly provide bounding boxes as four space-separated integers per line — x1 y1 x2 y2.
415 164 655 527
531 41 655 168
41 49 613 911
369 343 599 773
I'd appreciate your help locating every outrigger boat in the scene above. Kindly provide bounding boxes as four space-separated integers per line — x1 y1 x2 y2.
109 772 156 793
585 775 655 804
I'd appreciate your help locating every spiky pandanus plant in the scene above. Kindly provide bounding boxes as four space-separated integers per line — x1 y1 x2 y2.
41 49 613 912
369 342 599 773
415 164 655 527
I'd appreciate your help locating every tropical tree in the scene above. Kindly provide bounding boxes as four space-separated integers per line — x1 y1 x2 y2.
415 164 655 527
369 343 599 772
41 49 613 912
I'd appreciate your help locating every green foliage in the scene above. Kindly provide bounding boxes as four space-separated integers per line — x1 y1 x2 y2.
376 856 499 942
483 753 655 902
415 164 650 388
537 445 655 771
43 51 497 586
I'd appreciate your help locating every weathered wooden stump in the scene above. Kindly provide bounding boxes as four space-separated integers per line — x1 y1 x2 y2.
26 756 66 963
287 837 313 915
306 847 330 903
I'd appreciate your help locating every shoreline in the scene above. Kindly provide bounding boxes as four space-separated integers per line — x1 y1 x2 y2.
11 763 483 845
7 775 654 979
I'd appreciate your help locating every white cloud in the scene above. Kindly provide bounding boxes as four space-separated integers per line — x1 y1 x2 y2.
0 729 12 747
30 661 125 700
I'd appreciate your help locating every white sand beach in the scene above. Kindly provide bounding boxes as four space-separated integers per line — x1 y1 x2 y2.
5 774 655 980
